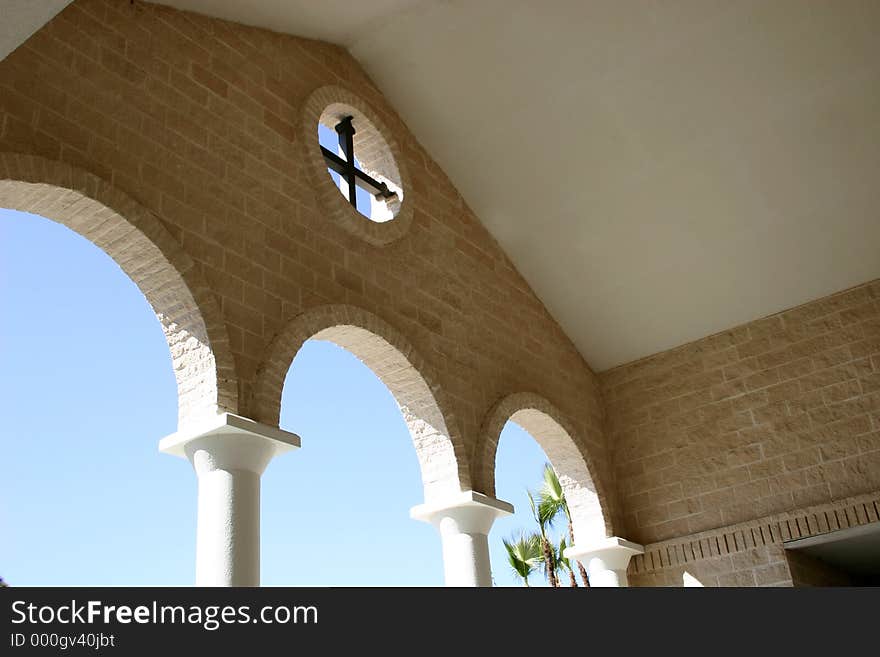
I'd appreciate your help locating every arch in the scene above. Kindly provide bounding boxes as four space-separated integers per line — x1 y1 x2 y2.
478 392 613 543
0 153 237 427
253 304 470 500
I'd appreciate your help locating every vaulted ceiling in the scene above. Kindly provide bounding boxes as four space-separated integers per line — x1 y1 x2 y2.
7 1 880 371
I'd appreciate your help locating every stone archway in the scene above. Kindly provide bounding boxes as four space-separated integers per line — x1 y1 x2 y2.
0 153 236 427
477 392 613 543
253 303 469 500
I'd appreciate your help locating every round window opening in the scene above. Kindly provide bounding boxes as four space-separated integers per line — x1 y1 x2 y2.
317 108 404 224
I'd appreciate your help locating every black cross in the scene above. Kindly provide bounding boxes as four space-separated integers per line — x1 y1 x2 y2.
321 116 398 211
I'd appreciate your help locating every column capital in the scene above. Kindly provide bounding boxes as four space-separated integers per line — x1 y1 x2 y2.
564 536 644 570
410 490 513 534
565 536 644 586
159 412 301 475
411 491 512 586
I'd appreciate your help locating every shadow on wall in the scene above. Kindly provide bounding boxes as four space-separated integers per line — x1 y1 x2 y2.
784 523 880 586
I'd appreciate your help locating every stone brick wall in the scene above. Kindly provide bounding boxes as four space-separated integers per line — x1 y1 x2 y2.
0 0 614 525
603 280 880 547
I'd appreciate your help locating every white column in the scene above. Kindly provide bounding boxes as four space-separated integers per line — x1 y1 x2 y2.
411 491 513 587
159 413 300 587
564 536 644 587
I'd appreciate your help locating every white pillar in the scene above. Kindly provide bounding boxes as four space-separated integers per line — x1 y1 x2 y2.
159 413 300 587
411 491 513 587
564 536 644 587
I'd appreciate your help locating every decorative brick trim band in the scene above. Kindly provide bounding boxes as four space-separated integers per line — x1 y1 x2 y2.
630 490 880 576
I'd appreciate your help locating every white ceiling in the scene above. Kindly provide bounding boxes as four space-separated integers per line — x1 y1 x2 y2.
786 522 880 578
0 0 72 62
13 1 880 370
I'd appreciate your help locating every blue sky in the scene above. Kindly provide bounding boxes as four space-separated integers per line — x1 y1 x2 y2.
319 123 374 220
0 204 564 587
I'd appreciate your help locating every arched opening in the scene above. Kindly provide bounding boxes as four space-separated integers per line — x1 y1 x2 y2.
481 393 612 587
491 421 559 586
0 156 236 426
254 305 469 500
253 306 470 584
262 340 442 584
0 157 234 585
0 209 192 584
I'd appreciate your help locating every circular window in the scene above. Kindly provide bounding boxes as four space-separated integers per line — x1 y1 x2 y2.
301 87 413 246
317 117 403 223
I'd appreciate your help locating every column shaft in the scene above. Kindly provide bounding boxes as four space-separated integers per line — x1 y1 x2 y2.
438 516 493 587
195 467 261 586
584 557 629 588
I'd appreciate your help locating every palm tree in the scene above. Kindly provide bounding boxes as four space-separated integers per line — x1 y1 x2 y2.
528 490 560 587
557 537 578 587
538 463 590 587
502 532 542 587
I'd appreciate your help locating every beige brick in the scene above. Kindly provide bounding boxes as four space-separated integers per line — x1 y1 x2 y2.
755 562 791 586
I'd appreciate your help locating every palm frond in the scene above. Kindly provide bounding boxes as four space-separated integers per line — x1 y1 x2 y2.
527 489 537 519
537 494 561 528
503 538 531 580
540 463 572 524
556 536 571 572
522 532 543 564
503 532 542 583
528 488 555 537
543 463 564 501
